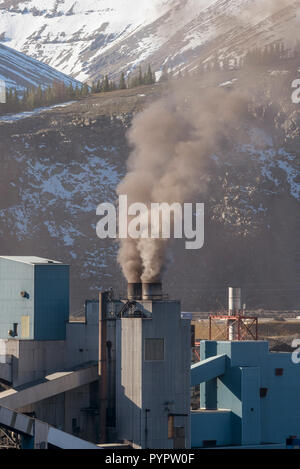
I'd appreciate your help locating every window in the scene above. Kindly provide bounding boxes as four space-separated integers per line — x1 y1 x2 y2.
275 368 284 376
144 338 164 361
260 387 268 398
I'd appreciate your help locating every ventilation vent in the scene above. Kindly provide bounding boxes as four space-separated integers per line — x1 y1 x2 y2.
260 387 268 398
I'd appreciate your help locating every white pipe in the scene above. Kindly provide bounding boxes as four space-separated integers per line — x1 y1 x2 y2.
228 287 242 316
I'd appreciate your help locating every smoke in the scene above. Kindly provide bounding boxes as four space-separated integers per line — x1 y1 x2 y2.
116 0 298 284
117 80 251 283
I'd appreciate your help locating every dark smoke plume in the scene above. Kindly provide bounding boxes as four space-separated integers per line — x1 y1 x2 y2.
117 0 299 283
117 81 251 283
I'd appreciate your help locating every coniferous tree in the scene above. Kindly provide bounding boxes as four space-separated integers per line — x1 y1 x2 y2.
81 83 90 97
119 72 127 90
0 80 91 116
103 75 110 92
109 80 117 91
144 65 155 85
138 66 143 86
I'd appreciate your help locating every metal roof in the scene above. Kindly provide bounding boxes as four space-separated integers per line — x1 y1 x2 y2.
0 256 66 265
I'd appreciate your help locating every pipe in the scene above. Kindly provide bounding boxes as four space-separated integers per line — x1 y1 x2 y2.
142 282 163 300
228 287 241 341
127 283 142 300
98 291 109 443
228 287 242 316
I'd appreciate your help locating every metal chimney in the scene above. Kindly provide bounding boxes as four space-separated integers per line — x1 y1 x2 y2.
228 287 242 316
228 287 241 341
142 282 163 301
127 283 142 301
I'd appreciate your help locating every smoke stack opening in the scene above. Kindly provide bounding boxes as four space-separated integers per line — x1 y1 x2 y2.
142 282 163 301
127 283 142 301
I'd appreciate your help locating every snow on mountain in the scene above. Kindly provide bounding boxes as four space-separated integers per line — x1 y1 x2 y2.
1 85 300 311
0 43 81 91
0 0 299 310
0 0 177 81
0 0 297 82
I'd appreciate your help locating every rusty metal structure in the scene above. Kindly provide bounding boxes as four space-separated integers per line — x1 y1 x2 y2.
209 287 258 341
208 314 258 341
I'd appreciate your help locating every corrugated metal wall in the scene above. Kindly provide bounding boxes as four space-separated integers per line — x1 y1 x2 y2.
34 264 69 340
0 259 69 341
0 258 34 339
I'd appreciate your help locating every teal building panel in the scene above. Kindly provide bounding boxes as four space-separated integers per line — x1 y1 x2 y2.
192 340 300 448
0 257 69 341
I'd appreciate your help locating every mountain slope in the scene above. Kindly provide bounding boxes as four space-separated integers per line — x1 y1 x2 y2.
0 0 298 82
0 72 300 312
0 43 81 90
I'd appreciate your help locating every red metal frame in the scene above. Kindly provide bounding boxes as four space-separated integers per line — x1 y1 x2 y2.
191 341 201 363
209 314 258 341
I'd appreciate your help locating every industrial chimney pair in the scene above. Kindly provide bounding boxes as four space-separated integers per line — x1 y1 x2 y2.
127 282 163 301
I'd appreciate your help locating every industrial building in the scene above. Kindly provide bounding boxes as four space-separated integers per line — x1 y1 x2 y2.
191 340 299 448
0 257 100 448
0 256 300 449
0 257 190 449
103 282 191 448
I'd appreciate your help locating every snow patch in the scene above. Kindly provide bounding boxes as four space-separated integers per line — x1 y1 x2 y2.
0 101 76 123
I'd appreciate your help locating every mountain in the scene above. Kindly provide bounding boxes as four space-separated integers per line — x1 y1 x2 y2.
0 68 300 313
0 43 81 91
0 0 298 82
0 0 300 313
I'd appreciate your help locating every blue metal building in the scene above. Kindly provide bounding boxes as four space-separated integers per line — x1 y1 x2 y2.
0 256 69 341
191 340 300 448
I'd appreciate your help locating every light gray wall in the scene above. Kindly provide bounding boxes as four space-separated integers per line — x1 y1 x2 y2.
0 258 69 341
0 259 34 339
116 300 191 449
19 383 96 441
116 317 142 447
66 301 99 369
0 300 100 444
2 340 65 387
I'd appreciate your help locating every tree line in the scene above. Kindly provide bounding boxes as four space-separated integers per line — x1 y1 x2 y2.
0 80 89 115
91 65 156 93
0 65 157 115
1 44 298 116
198 41 300 74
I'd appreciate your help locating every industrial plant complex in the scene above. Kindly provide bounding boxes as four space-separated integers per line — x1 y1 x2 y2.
0 256 299 450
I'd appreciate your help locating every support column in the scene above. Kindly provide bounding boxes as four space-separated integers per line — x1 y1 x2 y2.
200 341 218 410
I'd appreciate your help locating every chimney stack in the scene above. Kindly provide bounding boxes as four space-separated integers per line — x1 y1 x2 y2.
127 283 142 301
142 282 163 301
228 287 242 316
228 287 242 341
